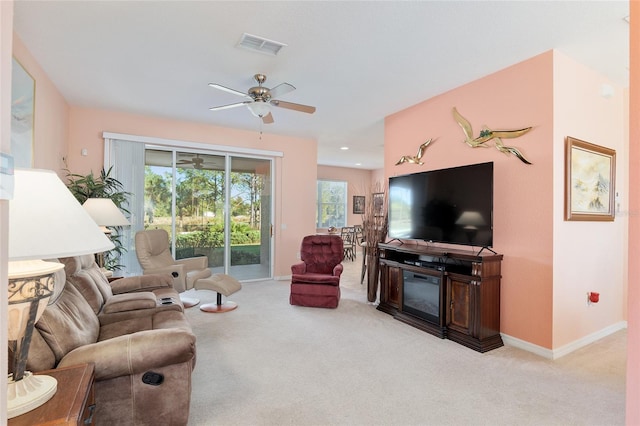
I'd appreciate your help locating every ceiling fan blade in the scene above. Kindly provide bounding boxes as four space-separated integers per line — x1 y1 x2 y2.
262 112 274 124
208 83 251 99
270 99 316 114
209 101 251 111
268 82 296 99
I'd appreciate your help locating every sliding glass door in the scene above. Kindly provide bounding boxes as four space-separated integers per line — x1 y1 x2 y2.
105 139 273 280
229 156 271 280
105 135 279 281
143 148 272 280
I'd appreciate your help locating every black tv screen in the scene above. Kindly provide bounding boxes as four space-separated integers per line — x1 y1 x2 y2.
388 162 493 247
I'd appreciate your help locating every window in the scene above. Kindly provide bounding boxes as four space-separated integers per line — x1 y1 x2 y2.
316 180 347 228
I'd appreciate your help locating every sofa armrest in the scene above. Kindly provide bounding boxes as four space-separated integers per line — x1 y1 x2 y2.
101 292 157 314
110 274 173 294
291 262 307 275
333 263 344 277
175 256 208 271
58 329 196 381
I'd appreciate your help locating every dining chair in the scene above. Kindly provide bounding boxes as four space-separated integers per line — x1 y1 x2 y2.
340 226 357 261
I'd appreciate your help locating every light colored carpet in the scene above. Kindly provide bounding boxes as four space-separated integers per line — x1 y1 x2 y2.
184 259 626 426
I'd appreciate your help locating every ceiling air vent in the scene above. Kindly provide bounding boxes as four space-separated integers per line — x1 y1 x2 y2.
237 33 287 56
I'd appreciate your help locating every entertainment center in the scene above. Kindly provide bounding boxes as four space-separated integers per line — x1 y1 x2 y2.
377 241 503 352
379 161 503 352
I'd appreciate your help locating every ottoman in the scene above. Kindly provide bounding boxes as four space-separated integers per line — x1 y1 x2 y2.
194 274 242 313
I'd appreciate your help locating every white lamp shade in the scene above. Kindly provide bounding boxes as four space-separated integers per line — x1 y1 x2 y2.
9 169 115 261
247 101 270 118
83 198 130 227
455 211 487 227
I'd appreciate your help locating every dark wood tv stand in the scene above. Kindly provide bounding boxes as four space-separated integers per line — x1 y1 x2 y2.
377 241 503 352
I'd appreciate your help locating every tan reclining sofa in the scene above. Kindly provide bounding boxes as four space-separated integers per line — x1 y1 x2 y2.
18 255 197 425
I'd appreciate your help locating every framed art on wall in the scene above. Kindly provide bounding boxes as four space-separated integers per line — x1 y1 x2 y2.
353 195 365 214
373 192 384 217
565 136 616 221
11 58 35 168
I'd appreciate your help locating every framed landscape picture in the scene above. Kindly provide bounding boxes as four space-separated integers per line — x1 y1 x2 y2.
565 136 616 221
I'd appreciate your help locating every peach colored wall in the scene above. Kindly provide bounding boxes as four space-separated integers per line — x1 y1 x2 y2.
317 165 373 227
67 106 318 278
1 1 14 420
552 51 626 348
371 168 385 187
627 1 639 423
12 34 69 174
385 52 555 347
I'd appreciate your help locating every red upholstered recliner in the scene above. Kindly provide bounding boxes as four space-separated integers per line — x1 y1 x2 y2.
290 234 344 308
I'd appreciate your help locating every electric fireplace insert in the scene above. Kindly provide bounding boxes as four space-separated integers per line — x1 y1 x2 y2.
402 268 444 326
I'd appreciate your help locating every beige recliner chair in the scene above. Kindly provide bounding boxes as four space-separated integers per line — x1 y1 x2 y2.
135 229 242 313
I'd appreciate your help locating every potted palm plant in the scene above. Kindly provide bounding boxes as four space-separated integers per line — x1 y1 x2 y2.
65 167 130 270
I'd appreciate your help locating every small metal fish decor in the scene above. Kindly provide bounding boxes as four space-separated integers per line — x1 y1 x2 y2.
452 107 533 165
395 138 434 166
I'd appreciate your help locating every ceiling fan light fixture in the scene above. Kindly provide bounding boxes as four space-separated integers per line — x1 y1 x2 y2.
247 101 271 118
237 33 287 56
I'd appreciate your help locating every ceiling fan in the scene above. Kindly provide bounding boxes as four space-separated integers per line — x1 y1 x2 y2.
177 154 217 170
209 74 316 124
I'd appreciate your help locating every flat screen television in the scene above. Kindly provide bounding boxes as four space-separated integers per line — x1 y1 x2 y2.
388 162 493 248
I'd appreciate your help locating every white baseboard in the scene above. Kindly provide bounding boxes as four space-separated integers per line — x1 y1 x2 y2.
501 320 627 360
501 334 555 359
274 275 292 281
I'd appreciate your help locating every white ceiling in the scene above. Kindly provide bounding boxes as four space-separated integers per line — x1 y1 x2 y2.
13 1 629 170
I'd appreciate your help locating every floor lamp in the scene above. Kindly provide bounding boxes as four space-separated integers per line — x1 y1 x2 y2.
7 169 114 419
82 198 130 273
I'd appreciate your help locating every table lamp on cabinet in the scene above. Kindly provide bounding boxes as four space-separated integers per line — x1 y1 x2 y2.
7 169 114 418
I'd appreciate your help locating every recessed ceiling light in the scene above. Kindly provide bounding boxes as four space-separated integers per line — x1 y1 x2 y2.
355 163 362 166
340 146 349 150
237 33 287 56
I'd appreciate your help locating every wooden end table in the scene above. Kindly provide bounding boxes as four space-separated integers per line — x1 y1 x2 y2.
9 363 96 426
